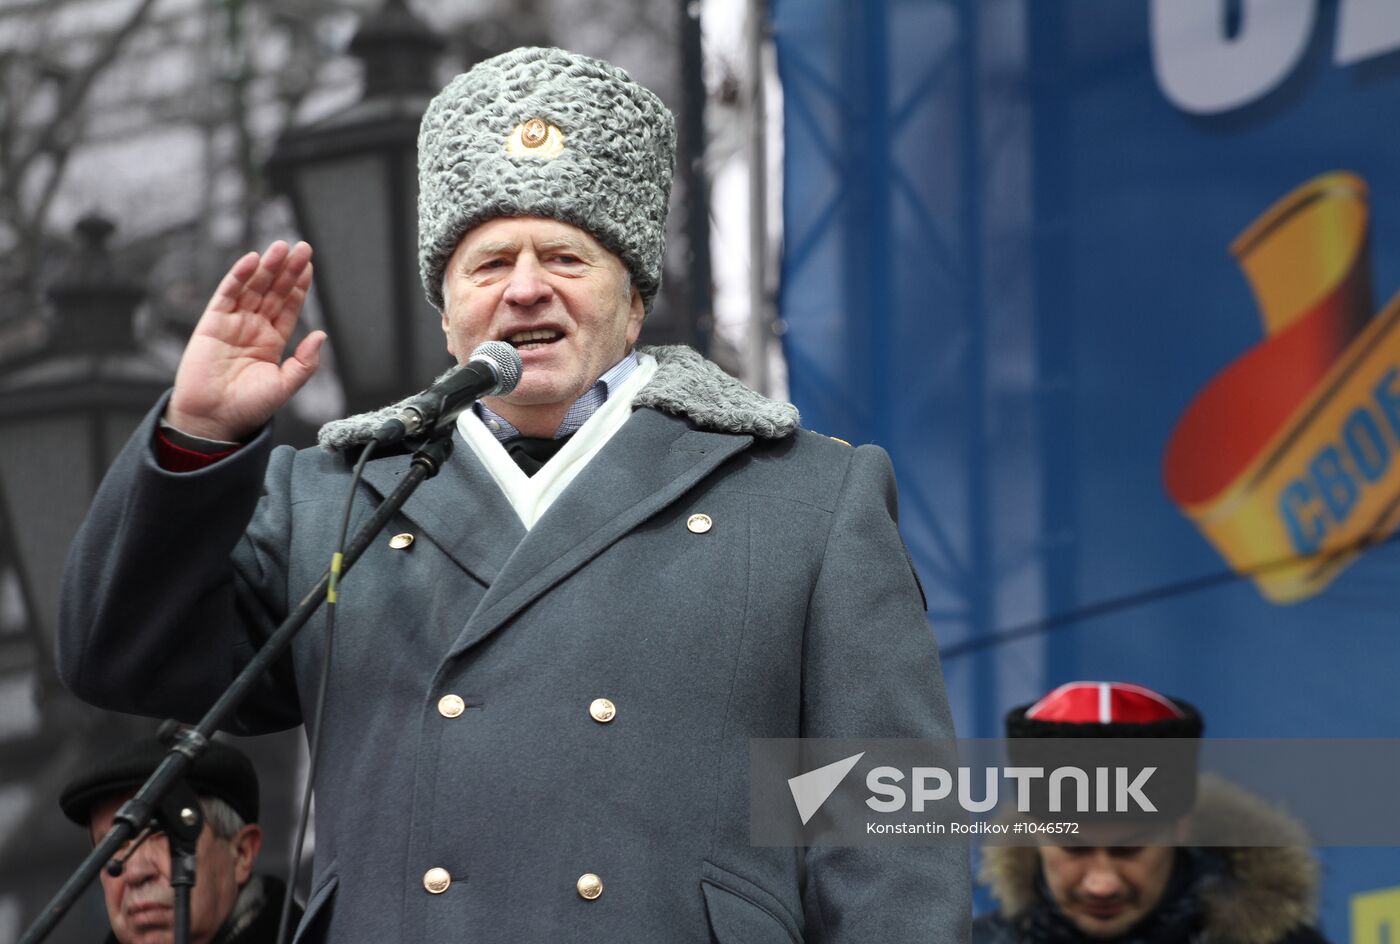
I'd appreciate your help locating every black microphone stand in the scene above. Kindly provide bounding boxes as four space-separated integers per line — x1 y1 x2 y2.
162 778 203 944
20 433 456 944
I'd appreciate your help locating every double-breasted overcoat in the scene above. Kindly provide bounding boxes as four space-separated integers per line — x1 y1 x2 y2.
59 347 969 943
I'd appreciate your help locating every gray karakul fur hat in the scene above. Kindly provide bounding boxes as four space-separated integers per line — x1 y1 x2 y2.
417 46 676 313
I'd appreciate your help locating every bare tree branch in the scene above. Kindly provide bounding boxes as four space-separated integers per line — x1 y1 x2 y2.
10 0 162 184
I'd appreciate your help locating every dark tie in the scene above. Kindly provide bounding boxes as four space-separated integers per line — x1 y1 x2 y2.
504 435 573 476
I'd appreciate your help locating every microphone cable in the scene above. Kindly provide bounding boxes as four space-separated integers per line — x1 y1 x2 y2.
275 437 378 944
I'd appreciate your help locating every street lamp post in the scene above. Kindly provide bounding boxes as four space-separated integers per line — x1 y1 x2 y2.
267 0 450 415
0 212 170 939
0 213 171 659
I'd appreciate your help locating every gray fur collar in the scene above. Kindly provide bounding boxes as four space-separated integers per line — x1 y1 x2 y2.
978 775 1320 944
316 344 799 451
632 345 799 438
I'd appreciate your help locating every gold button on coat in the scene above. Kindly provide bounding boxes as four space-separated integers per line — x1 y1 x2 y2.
438 694 465 719
423 867 451 894
576 873 604 900
686 513 713 534
389 532 414 549
589 698 616 723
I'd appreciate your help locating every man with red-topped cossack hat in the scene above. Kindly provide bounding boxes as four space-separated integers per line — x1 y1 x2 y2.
973 681 1330 944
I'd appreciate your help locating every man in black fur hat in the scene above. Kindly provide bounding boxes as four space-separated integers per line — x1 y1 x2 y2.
973 681 1330 944
60 737 299 944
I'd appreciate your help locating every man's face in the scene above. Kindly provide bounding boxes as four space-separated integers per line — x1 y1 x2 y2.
89 794 262 944
1038 844 1176 938
441 216 645 431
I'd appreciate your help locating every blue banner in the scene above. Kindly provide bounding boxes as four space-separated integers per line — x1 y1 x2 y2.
773 0 1400 935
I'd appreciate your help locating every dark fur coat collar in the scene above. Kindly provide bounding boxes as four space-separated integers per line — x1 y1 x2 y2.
978 776 1320 944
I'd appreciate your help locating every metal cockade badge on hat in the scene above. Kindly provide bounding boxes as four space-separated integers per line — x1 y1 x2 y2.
505 117 566 159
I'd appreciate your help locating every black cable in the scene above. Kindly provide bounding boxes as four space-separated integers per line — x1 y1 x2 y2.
275 440 377 944
938 526 1400 660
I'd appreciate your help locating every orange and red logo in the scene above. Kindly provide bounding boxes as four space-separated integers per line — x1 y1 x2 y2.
1163 171 1400 603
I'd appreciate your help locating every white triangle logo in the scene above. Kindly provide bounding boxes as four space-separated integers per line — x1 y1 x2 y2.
787 752 865 825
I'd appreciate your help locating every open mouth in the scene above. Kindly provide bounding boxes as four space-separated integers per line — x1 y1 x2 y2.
506 329 563 351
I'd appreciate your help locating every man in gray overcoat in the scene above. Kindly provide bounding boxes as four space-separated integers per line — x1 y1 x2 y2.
58 47 968 943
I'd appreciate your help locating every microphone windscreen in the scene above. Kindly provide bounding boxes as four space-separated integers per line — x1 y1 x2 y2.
469 340 524 396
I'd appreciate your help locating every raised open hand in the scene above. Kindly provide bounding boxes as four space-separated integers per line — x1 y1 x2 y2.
167 241 326 442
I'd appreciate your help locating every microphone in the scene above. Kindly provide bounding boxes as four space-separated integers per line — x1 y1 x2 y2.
372 341 523 446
